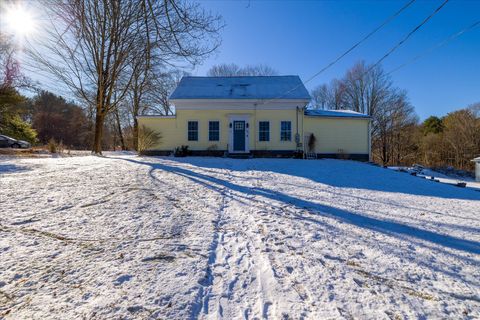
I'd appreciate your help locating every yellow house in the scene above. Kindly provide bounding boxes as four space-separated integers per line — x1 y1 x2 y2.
138 76 371 160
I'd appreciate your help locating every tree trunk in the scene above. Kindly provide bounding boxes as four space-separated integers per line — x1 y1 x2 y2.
92 112 104 154
115 109 126 150
133 117 139 151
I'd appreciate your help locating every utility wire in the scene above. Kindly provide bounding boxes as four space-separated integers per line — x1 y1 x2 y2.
259 0 417 104
367 0 449 73
301 0 417 86
386 19 480 76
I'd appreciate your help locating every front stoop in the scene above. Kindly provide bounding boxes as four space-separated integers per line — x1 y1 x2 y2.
227 153 252 159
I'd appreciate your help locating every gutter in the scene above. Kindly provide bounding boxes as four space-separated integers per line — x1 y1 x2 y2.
304 115 371 120
136 115 176 119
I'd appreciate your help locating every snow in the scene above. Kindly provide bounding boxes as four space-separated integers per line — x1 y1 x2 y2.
389 165 480 190
169 76 311 100
304 109 370 118
1 154 479 319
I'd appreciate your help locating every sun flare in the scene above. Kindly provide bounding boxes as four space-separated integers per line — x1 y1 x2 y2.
2 3 36 37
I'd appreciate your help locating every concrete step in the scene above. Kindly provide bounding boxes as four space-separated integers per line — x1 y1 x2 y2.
227 153 252 159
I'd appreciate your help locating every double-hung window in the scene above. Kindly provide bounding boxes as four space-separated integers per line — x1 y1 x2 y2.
209 121 220 141
188 121 198 141
258 121 270 142
280 121 292 141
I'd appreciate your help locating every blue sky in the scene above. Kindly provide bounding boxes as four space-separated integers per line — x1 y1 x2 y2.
193 0 480 120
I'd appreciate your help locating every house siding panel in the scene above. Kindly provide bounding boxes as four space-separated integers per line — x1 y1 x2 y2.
304 117 370 155
138 109 371 160
138 109 301 152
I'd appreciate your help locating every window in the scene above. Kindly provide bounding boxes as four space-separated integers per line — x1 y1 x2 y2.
280 121 292 141
188 121 198 141
209 121 220 141
258 121 270 142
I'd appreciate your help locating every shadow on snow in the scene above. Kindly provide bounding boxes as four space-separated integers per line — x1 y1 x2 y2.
115 156 480 256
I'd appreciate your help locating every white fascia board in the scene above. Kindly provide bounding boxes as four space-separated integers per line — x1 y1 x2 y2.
305 115 371 120
171 99 310 110
136 115 176 119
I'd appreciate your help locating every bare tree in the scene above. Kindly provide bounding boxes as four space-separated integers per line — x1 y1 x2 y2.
309 84 329 110
372 89 418 165
28 0 222 154
0 32 30 90
207 63 278 76
207 63 241 77
310 61 418 165
146 69 187 116
241 64 278 76
124 53 188 150
442 109 479 169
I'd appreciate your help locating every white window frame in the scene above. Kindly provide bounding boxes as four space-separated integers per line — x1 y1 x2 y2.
258 120 270 142
208 120 220 142
280 120 292 142
187 120 199 141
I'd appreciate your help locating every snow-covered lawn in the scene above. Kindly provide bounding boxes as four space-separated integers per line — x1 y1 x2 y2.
1 154 479 319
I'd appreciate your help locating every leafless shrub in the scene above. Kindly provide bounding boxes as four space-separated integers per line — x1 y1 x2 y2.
47 138 65 154
137 125 161 154
307 133 316 153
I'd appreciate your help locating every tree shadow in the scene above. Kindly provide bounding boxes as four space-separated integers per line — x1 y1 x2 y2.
0 164 30 174
158 157 480 201
115 156 480 256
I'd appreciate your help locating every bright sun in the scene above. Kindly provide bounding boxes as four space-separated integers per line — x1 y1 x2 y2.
3 3 36 37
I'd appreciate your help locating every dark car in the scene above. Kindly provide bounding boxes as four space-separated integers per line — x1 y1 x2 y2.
0 135 31 148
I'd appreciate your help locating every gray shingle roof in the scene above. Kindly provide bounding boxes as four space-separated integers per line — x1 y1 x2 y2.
305 109 371 119
169 76 311 100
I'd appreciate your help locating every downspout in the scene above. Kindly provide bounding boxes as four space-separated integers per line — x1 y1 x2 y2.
255 102 258 153
302 105 306 158
296 106 299 151
368 119 372 162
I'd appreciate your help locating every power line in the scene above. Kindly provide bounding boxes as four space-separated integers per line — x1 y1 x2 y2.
367 0 449 73
259 0 417 104
302 0 417 86
386 19 480 76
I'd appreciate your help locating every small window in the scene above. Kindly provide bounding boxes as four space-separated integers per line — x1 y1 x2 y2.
280 121 292 141
188 121 198 141
258 121 270 142
234 122 244 130
209 121 220 141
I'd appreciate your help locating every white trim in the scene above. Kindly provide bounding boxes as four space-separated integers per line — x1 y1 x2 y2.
136 115 176 119
228 114 250 153
172 98 309 104
172 99 309 110
304 115 370 120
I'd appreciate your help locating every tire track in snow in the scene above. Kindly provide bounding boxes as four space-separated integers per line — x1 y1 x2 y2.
196 165 309 319
189 167 230 319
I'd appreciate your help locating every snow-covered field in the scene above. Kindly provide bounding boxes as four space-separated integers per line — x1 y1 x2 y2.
1 154 479 319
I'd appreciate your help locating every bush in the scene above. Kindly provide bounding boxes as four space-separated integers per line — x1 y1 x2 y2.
47 138 64 153
206 144 219 156
2 114 38 144
293 150 304 159
138 125 162 154
174 145 190 157
307 133 316 153
48 138 57 153
337 149 350 160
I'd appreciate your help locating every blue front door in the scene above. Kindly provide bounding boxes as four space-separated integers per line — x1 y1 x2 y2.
233 121 246 152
